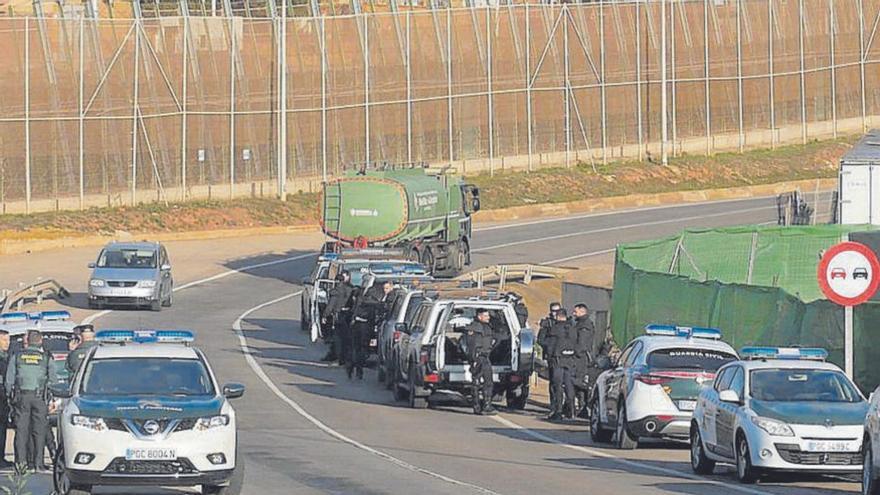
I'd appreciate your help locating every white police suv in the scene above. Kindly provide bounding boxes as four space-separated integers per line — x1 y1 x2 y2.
51 330 245 495
690 347 868 484
591 325 738 449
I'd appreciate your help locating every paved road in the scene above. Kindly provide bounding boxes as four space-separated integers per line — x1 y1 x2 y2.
12 193 856 494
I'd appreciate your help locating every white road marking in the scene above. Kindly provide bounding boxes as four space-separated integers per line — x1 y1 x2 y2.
490 415 774 495
473 192 833 233
473 205 774 253
82 252 317 325
543 248 616 265
233 293 502 495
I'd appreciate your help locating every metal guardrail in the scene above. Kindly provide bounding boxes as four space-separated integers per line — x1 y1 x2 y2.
0 279 70 313
456 264 573 291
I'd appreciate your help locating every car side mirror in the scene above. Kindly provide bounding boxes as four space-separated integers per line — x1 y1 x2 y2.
49 382 72 399
160 264 171 272
301 276 311 286
395 322 410 334
87 262 96 269
222 382 245 399
719 390 741 404
471 198 481 212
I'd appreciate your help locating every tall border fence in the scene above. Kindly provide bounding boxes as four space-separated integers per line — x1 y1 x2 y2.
2 0 880 213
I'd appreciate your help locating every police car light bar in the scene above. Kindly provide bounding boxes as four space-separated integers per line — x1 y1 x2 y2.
740 347 828 362
31 310 71 321
0 312 29 323
96 329 195 344
645 324 722 340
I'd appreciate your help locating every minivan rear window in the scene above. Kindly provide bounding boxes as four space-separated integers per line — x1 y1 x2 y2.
647 348 737 371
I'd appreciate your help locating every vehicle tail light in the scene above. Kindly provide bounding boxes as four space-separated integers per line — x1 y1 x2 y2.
393 331 401 342
424 373 440 383
635 374 673 386
509 374 522 383
420 351 430 365
656 415 675 423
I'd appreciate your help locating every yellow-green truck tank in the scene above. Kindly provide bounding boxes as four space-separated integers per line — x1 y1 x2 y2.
321 168 480 276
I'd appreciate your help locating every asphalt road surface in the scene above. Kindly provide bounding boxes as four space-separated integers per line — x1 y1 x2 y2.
16 193 858 494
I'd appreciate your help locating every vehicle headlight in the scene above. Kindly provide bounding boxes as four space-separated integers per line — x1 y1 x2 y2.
71 415 107 431
89 279 105 287
195 415 229 431
751 416 795 437
138 280 157 288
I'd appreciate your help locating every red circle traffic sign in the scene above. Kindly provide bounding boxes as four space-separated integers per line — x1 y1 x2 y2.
817 241 880 306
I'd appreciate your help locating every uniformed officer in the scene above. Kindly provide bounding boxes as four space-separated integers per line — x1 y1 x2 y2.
0 331 12 469
537 303 562 413
545 309 584 421
322 271 354 365
507 292 529 328
66 325 97 375
463 309 496 416
571 304 598 418
348 275 382 380
6 330 56 471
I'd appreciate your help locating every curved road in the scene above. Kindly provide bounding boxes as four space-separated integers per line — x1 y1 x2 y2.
45 194 857 494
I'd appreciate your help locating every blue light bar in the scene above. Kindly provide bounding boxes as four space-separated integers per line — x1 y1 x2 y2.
645 324 722 340
0 312 29 323
96 329 195 344
34 311 71 321
318 253 339 261
740 347 828 361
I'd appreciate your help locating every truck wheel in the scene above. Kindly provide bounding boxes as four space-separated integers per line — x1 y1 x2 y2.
300 303 309 332
452 243 466 273
408 367 428 409
420 248 435 272
506 385 529 410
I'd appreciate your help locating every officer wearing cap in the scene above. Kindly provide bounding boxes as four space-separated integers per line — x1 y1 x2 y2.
0 331 11 468
66 325 97 375
6 330 56 471
463 308 497 415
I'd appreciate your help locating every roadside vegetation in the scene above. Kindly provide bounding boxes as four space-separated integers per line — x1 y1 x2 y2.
0 137 852 238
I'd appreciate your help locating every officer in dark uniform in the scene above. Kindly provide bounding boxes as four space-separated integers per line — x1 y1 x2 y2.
66 325 97 376
571 304 598 417
6 330 56 471
463 308 496 416
545 309 584 421
349 275 382 380
537 303 562 413
0 331 11 468
507 292 529 328
322 271 354 365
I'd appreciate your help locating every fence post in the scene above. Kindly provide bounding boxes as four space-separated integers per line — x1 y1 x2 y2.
736 0 744 152
798 0 807 144
600 0 607 164
406 12 412 165
704 0 711 155
670 0 676 156
859 0 867 132
829 0 837 138
447 8 454 168
79 16 85 210
661 0 668 165
637 0 643 161
229 17 236 199
769 0 775 148
131 18 140 206
564 6 570 168
25 17 31 213
487 5 494 175
280 7 288 198
182 16 188 198
320 16 327 182
526 3 533 172
364 15 370 165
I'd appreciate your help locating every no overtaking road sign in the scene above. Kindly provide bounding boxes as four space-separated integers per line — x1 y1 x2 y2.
817 241 880 307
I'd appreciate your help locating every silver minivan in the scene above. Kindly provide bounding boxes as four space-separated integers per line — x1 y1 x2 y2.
87 241 173 311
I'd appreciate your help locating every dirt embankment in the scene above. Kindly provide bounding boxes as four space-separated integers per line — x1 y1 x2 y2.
0 138 851 239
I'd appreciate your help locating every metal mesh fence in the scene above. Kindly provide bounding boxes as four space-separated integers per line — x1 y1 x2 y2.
2 0 879 213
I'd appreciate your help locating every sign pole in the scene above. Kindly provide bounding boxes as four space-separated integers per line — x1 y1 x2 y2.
845 305 854 379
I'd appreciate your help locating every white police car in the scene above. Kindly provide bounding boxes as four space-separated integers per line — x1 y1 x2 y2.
590 325 738 449
690 347 868 484
51 330 245 495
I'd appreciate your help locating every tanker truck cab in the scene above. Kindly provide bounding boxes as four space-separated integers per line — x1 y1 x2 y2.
396 297 535 410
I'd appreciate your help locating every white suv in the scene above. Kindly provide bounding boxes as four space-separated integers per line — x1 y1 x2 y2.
590 325 738 449
51 330 245 495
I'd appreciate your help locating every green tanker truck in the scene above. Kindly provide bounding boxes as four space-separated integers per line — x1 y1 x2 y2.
321 167 481 276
